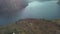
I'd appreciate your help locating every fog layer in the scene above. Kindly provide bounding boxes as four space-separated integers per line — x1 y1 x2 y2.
20 1 60 20
0 0 60 25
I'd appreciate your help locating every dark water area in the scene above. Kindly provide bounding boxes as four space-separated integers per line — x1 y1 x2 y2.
0 0 60 25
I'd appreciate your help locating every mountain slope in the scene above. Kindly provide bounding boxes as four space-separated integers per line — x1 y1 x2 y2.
0 18 60 34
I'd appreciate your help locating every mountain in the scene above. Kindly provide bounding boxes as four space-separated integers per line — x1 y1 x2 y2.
0 18 60 34
0 0 28 25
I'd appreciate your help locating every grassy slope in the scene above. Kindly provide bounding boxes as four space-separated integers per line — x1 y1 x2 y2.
0 18 60 34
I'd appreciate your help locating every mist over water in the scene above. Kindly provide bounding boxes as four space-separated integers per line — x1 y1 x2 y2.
0 0 60 25
20 1 60 20
26 0 58 3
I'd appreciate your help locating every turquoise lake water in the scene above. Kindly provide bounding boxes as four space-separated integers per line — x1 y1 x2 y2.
0 0 60 25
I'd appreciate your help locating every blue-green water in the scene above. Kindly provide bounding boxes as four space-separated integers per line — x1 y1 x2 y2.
0 0 60 25
20 1 60 20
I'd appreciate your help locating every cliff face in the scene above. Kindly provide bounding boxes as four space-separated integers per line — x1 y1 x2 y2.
0 0 28 15
0 0 27 10
58 0 60 5
0 18 60 34
0 0 28 25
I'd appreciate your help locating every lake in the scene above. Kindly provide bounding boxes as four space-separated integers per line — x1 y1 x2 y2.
0 0 60 25
20 1 60 20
